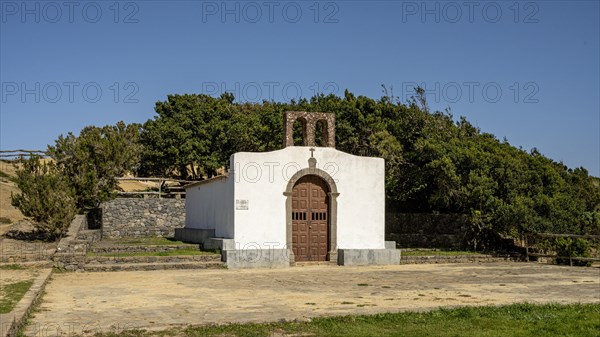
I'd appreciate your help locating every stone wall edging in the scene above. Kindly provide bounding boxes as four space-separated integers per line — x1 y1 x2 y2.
1 268 52 337
400 255 522 264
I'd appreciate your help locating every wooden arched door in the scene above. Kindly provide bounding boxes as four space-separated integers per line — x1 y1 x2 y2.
291 175 329 261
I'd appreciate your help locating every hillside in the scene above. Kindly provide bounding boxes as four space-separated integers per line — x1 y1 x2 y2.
0 160 25 234
0 159 161 235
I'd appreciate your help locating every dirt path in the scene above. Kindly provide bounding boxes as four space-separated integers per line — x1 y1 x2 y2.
24 263 600 336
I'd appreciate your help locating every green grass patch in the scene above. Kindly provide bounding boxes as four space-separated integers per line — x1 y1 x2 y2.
0 216 12 224
87 248 216 257
0 280 34 314
401 249 484 256
101 237 188 246
0 264 26 270
76 303 600 337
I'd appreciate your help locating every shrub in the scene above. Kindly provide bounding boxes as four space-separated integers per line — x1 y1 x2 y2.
554 237 592 267
10 156 76 239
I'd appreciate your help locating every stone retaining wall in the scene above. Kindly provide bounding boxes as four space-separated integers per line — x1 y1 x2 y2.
386 213 470 249
400 254 522 264
101 198 185 238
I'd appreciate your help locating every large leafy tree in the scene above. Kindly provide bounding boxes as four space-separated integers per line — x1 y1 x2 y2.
139 94 285 179
139 94 234 179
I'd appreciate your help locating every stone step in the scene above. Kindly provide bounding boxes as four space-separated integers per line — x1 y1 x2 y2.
88 243 200 253
0 260 54 268
70 239 93 244
0 251 56 263
63 240 93 251
85 254 221 264
77 229 102 239
82 260 225 272
294 261 337 267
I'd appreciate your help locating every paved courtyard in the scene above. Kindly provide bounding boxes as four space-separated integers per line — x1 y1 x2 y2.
26 263 600 336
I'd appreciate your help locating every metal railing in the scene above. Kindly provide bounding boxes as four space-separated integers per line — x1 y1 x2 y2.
525 233 600 266
0 149 48 159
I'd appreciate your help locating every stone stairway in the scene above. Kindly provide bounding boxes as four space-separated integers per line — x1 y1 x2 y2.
83 254 224 272
79 242 225 272
1 216 226 272
57 245 225 272
48 214 225 272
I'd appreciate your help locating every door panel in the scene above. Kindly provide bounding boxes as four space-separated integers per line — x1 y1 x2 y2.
291 175 329 262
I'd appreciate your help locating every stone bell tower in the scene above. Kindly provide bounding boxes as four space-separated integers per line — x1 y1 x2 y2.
282 111 335 148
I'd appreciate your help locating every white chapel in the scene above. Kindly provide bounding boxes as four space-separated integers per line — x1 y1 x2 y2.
175 111 400 268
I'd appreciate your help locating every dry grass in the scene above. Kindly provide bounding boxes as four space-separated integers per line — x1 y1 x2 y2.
0 160 25 234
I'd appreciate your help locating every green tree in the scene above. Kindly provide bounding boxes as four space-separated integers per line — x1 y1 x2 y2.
48 121 141 210
553 237 592 266
136 89 600 244
11 156 76 239
140 94 286 179
139 94 234 179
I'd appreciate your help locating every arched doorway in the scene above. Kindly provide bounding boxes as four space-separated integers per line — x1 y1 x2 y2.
291 175 329 261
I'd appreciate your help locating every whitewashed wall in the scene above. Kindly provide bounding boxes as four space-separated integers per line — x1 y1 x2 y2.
231 147 385 250
185 147 386 250
185 176 234 238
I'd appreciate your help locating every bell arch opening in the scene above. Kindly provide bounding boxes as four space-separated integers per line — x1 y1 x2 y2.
283 111 336 148
292 117 308 146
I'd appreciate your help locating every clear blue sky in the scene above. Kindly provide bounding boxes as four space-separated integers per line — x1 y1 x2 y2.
1 0 599 176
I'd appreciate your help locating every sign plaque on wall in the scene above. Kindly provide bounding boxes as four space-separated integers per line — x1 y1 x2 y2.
235 199 249 210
